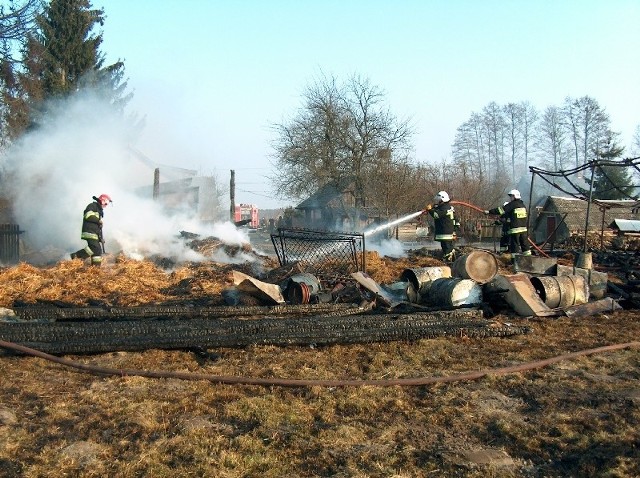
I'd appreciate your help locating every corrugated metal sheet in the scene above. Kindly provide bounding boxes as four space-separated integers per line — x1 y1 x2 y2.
609 219 640 233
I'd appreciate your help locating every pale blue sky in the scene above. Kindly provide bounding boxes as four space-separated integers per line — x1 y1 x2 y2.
101 0 640 209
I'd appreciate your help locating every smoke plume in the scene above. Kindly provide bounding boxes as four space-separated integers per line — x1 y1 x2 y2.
0 91 247 265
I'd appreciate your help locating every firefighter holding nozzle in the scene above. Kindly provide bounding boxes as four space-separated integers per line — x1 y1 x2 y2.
484 189 531 256
423 190 459 262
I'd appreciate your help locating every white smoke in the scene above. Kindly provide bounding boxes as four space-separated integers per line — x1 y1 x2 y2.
367 238 407 258
0 90 249 265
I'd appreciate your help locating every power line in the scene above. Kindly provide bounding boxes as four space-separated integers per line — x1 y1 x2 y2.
237 188 280 199
229 167 273 170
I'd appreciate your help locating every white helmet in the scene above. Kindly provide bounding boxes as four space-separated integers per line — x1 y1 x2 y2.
508 189 521 200
435 191 450 203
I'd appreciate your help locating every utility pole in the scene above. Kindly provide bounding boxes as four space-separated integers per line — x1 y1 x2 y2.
229 169 235 222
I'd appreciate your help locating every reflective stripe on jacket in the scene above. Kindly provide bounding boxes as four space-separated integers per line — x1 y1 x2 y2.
81 201 104 242
429 201 457 242
489 199 527 236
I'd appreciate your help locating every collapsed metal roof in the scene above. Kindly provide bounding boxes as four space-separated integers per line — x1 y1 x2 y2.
609 219 640 233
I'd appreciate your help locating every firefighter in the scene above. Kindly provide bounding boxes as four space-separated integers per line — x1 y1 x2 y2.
484 189 531 256
496 202 510 253
424 190 459 262
70 194 112 266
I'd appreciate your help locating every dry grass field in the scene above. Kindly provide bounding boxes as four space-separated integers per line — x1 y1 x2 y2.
0 252 638 477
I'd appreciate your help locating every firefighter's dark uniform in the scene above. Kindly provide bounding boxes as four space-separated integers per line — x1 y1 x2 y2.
428 201 459 261
71 200 104 266
488 199 531 255
497 216 510 252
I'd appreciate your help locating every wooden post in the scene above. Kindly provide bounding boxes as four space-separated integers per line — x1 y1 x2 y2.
583 162 596 253
229 170 235 222
153 168 160 200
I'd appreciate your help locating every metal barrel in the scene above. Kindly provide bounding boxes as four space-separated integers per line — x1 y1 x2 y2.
530 275 588 308
425 278 483 307
382 281 418 303
400 266 451 294
575 252 593 270
451 250 498 284
284 273 322 304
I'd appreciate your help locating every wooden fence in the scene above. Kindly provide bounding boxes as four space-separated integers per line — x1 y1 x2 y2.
0 224 22 265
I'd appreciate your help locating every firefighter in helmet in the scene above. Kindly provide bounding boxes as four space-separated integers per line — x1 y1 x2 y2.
484 189 531 255
423 190 459 262
70 194 112 266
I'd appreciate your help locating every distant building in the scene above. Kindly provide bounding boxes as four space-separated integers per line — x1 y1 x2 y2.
295 180 381 231
136 176 222 225
531 196 640 245
129 147 223 225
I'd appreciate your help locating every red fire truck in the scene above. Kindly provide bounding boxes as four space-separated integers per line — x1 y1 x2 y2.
234 204 259 228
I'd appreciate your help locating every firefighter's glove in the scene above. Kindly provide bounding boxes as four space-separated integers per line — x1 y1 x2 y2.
424 204 433 212
483 210 490 215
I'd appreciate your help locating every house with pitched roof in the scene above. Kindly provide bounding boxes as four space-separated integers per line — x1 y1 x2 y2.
531 196 640 246
295 179 381 231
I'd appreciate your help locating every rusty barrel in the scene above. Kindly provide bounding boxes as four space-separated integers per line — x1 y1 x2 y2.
529 275 588 308
425 278 483 307
400 266 451 294
451 250 498 284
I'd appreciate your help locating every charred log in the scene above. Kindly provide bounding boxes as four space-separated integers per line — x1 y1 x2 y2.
12 303 365 322
0 309 530 355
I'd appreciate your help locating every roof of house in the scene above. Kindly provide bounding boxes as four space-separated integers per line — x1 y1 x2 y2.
295 179 354 210
593 199 640 209
533 196 640 232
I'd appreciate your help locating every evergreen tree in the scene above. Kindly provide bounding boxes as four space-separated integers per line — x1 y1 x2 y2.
0 0 131 140
591 138 635 200
39 0 101 95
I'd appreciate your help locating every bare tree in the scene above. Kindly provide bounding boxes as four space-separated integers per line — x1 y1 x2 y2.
563 96 610 167
0 0 41 59
451 112 488 180
520 101 538 172
367 152 420 216
503 102 524 179
270 73 414 208
563 97 581 168
270 76 344 198
482 101 506 179
632 124 640 157
536 106 568 171
394 161 442 213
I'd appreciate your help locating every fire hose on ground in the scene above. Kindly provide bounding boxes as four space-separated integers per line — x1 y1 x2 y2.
450 200 549 258
0 338 637 388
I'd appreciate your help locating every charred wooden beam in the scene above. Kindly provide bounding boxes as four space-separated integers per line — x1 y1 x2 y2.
0 309 531 355
12 303 365 322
